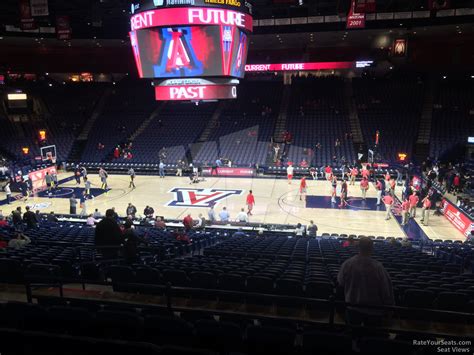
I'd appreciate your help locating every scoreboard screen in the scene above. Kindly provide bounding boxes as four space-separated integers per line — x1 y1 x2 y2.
129 0 253 100
130 25 249 79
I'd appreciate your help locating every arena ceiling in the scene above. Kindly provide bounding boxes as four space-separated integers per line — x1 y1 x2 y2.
0 0 473 41
0 24 472 51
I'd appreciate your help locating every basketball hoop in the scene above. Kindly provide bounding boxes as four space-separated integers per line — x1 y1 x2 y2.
40 145 57 164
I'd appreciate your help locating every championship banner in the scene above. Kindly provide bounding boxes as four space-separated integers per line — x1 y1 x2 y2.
28 166 57 193
56 15 72 40
355 0 376 13
30 0 49 16
393 38 408 57
346 0 365 29
19 0 36 30
429 0 450 10
440 198 473 237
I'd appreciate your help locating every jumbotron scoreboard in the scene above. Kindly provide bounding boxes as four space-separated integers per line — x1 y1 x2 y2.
129 0 253 101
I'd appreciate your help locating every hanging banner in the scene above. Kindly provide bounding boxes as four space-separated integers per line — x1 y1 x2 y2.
19 0 36 30
346 0 365 29
56 15 72 40
429 0 450 10
355 0 376 13
393 38 408 57
30 0 49 16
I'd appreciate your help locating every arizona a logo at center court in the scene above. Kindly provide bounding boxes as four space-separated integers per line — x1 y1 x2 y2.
166 187 244 208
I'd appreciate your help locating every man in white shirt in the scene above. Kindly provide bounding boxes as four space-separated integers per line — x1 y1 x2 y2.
86 214 99 226
236 208 249 223
337 237 394 326
195 213 206 228
4 182 12 204
219 207 230 222
92 209 102 219
8 232 31 249
287 164 294 184
295 223 305 236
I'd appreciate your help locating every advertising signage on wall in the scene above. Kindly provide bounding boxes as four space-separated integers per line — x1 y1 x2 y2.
440 199 473 237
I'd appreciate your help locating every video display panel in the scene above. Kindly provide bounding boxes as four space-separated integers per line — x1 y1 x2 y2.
130 25 249 79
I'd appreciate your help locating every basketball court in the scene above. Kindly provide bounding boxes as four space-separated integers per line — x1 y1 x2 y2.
0 172 463 241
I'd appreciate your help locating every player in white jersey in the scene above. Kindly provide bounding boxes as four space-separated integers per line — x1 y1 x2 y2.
287 165 294 184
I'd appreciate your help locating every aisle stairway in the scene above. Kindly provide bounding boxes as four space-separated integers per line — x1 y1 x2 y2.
68 88 112 162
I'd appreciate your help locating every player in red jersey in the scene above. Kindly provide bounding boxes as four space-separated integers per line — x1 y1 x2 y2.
389 178 396 197
361 168 370 180
420 196 432 226
382 194 394 220
349 167 358 185
375 179 383 205
324 165 333 181
246 190 255 215
408 191 419 218
299 177 307 201
360 177 369 200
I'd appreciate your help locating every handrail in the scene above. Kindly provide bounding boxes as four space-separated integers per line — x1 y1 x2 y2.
26 279 474 320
